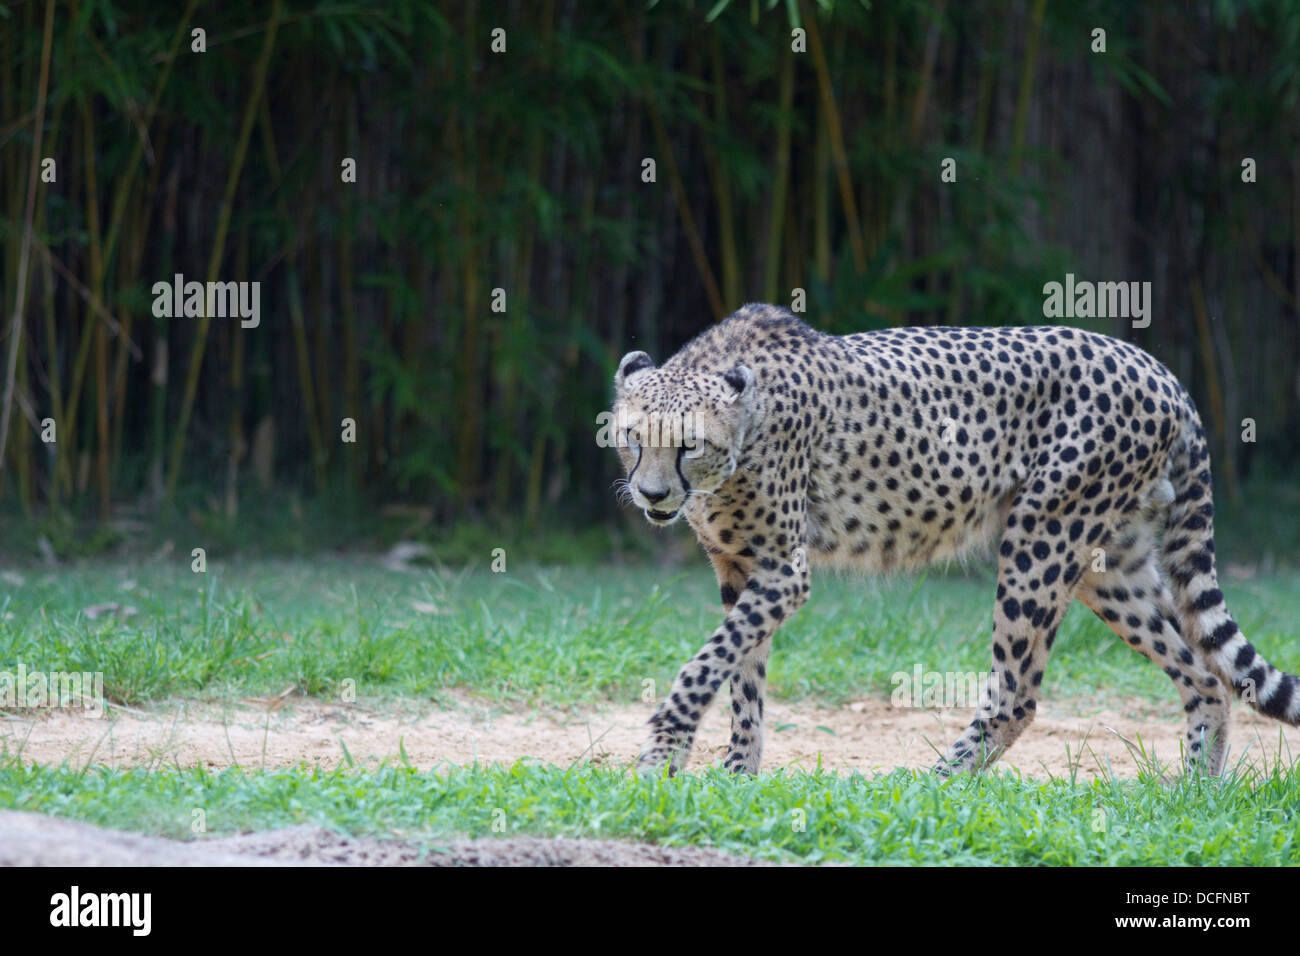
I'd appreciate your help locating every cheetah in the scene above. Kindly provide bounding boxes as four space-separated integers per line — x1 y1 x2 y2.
611 302 1300 776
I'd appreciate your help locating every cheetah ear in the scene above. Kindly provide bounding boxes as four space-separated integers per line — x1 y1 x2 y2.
616 350 655 389
720 365 753 403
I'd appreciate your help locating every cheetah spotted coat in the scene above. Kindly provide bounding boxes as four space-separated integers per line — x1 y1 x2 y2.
612 303 1300 776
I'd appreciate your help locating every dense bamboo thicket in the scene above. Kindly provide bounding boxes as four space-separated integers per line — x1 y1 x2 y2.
1 0 1298 529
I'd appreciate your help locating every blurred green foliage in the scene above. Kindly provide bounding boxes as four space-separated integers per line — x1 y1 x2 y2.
0 0 1296 543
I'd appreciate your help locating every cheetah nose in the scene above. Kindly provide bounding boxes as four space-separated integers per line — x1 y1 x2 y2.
639 485 670 504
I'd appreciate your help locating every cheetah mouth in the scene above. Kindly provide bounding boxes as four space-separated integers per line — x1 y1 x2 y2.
645 508 680 524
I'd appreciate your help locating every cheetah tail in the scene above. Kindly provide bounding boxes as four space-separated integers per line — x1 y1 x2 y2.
1161 424 1300 725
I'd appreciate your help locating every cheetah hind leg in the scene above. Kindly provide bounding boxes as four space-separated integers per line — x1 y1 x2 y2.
933 493 1085 776
1076 550 1229 776
933 593 1068 776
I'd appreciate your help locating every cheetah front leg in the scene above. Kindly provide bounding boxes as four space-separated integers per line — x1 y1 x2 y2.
710 554 771 775
724 638 771 774
639 561 808 777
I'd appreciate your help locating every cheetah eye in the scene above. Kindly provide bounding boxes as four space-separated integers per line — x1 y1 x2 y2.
624 427 641 451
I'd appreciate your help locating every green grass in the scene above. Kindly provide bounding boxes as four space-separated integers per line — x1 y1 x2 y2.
2 758 1298 865
4 554 1300 864
3 557 1299 710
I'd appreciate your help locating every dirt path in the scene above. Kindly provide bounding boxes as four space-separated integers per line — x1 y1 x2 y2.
6 691 1298 779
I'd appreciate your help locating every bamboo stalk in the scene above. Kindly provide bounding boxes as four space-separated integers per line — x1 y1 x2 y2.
764 41 795 304
708 28 740 308
800 0 865 273
340 86 362 491
972 12 996 156
225 217 249 517
646 101 726 319
83 103 111 518
12 237 30 510
955 13 998 327
494 0 555 513
785 186 803 296
109 126 163 481
873 11 897 256
1009 0 1045 176
531 179 597 527
1 10 23 505
108 193 136 480
0 0 54 481
41 245 61 506
909 0 947 144
148 166 179 504
258 99 327 489
64 0 196 501
101 0 201 273
813 86 830 282
338 221 360 489
112 120 168 479
308 233 329 472
33 9 68 503
452 0 484 507
617 1 725 319
164 0 283 507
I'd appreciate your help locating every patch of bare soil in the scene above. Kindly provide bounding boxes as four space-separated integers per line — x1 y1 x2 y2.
6 691 1298 779
0 811 775 867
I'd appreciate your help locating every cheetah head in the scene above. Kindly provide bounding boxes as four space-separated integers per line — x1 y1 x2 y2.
611 350 758 526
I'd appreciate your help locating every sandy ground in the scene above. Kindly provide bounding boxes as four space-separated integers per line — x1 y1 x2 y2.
6 690 1299 779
